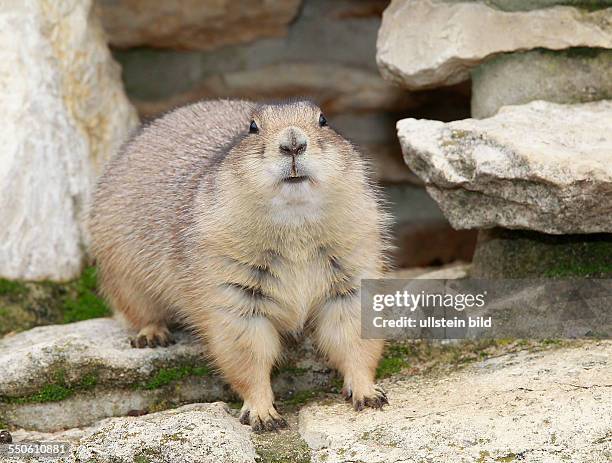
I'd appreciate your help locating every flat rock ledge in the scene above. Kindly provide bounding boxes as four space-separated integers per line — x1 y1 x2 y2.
0 318 331 431
376 0 612 90
397 100 612 234
5 403 257 463
9 342 609 463
299 342 612 463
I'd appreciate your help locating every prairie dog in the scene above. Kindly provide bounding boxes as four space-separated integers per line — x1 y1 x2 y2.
89 100 391 431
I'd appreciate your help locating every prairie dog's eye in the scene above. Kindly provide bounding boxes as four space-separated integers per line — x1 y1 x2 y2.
249 120 259 134
318 114 327 127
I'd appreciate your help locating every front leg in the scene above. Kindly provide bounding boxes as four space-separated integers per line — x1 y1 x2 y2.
205 310 287 432
313 294 387 410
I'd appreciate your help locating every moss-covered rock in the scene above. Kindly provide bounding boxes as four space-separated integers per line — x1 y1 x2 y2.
0 318 333 431
0 267 110 336
471 228 612 278
472 48 612 118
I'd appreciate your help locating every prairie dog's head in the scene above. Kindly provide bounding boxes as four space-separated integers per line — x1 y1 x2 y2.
226 100 366 225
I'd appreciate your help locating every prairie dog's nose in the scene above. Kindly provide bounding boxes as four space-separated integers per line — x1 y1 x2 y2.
279 127 307 156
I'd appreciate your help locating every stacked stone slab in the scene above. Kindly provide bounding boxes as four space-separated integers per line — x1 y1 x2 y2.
0 318 332 431
377 0 612 277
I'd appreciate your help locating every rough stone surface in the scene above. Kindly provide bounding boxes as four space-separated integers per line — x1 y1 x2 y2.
299 342 612 463
114 0 415 119
96 0 302 51
0 0 139 281
471 228 612 278
397 100 612 234
72 403 256 463
4 403 257 463
472 48 612 118
377 0 612 89
0 318 331 431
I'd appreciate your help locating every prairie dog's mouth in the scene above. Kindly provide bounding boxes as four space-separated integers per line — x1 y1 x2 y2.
282 175 309 184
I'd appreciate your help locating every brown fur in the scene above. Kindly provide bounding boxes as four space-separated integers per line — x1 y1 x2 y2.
89 99 391 431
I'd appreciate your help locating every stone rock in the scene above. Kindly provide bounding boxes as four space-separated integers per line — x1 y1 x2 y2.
4 403 257 463
377 0 612 90
472 48 612 118
397 100 612 234
72 403 256 463
95 0 302 51
0 318 331 431
471 228 612 278
299 342 612 462
0 0 139 281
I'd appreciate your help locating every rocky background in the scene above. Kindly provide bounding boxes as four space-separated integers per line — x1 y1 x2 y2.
0 0 611 462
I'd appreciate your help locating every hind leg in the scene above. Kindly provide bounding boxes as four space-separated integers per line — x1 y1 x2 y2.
99 269 174 348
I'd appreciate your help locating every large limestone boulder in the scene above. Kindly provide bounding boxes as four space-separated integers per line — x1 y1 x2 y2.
299 342 612 463
0 0 139 281
95 0 302 50
397 100 612 234
0 318 331 431
377 0 612 90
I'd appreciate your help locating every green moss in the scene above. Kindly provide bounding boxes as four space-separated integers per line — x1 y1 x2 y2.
330 376 343 393
544 259 612 278
376 357 407 379
2 369 99 405
284 390 321 406
0 279 28 297
160 433 188 444
496 453 517 462
142 364 210 390
0 266 110 335
255 438 312 463
472 229 612 278
61 267 110 323
376 343 411 379
252 418 312 463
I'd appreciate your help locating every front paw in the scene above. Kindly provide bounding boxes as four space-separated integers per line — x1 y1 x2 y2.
239 402 288 433
343 384 388 411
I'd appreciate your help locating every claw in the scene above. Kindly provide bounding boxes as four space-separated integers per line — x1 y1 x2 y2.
130 335 148 348
130 328 174 349
239 409 250 425
239 406 288 433
352 385 389 411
